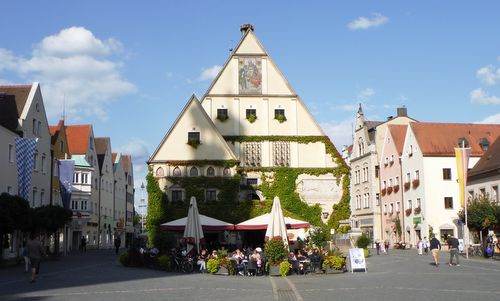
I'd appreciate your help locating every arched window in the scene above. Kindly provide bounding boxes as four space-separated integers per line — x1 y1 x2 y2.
155 167 165 177
206 166 215 177
223 168 230 176
189 167 199 176
172 167 181 177
358 137 365 156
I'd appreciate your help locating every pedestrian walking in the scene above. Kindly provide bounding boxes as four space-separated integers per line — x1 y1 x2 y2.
114 236 121 254
22 241 30 273
423 237 429 255
26 232 46 282
375 240 381 255
417 239 423 255
447 235 460 266
384 240 389 255
429 235 441 266
80 236 87 253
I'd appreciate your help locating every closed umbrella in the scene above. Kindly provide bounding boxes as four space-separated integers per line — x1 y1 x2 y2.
183 196 204 255
265 196 288 246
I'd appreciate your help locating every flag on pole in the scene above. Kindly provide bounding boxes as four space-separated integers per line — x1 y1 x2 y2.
455 147 471 208
57 159 75 209
15 137 38 202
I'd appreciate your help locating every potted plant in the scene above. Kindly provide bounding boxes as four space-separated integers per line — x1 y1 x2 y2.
414 207 421 214
412 179 419 188
322 255 346 274
264 238 288 276
405 208 412 216
279 261 291 276
187 138 200 148
247 113 257 123
275 114 287 123
404 182 411 190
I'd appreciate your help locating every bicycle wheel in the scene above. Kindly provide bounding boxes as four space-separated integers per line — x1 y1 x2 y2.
182 261 194 273
476 248 483 257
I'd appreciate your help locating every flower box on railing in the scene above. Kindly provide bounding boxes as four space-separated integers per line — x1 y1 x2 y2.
387 186 393 194
404 182 411 190
393 185 400 193
414 207 421 214
412 179 420 188
405 208 412 216
381 188 387 196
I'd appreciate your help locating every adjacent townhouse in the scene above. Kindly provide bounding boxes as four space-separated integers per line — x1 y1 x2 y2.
122 155 135 246
49 120 71 207
401 123 500 246
0 92 20 195
112 152 127 248
379 124 409 244
349 105 415 241
467 137 500 205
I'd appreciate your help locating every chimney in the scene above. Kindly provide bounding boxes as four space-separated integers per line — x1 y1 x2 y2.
397 106 408 117
240 24 254 35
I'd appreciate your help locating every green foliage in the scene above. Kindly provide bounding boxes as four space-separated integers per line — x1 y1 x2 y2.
0 193 31 233
218 257 234 275
157 255 172 271
31 205 72 234
163 160 239 167
275 114 287 123
356 233 371 249
146 169 168 248
155 231 176 254
393 217 402 239
187 138 200 148
119 252 129 266
364 248 370 258
458 194 499 230
322 256 346 270
247 114 257 123
207 258 219 273
264 238 288 264
327 175 351 231
216 249 228 259
309 228 328 248
279 261 291 276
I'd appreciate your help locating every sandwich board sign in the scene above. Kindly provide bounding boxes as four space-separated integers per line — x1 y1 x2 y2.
348 248 367 273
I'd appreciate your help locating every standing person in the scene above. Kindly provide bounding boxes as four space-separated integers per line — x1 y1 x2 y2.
447 235 460 266
22 241 30 273
375 240 381 255
417 239 423 255
80 236 86 253
423 237 429 255
26 233 46 283
384 240 390 255
429 235 441 266
114 236 121 255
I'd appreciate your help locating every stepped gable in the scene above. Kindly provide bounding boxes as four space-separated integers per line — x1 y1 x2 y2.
410 122 500 156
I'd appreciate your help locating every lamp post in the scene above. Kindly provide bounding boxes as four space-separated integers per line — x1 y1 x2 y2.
139 182 146 234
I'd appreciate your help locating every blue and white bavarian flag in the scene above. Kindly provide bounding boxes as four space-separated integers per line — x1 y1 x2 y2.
15 137 38 201
57 159 75 209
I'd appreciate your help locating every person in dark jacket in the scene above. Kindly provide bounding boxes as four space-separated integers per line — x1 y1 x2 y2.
447 235 460 266
429 235 441 266
26 233 46 282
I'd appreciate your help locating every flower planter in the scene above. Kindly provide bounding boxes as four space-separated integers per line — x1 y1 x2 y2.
412 179 419 188
414 207 421 214
216 266 229 275
393 185 400 193
405 208 412 216
404 182 410 190
268 265 281 276
387 187 393 194
381 188 386 196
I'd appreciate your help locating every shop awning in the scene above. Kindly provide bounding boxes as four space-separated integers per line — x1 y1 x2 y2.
235 213 310 230
160 214 234 231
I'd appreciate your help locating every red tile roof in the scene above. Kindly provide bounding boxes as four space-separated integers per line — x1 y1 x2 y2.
65 124 92 155
469 136 500 179
388 124 408 155
112 152 118 164
95 137 110 155
122 155 131 172
0 85 32 116
411 122 500 156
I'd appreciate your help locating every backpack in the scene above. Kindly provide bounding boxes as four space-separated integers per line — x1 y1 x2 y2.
486 246 493 256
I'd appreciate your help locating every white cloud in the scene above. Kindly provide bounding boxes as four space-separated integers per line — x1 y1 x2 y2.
0 27 135 120
357 88 375 100
470 88 500 105
118 138 150 176
332 104 359 112
199 65 222 81
477 113 500 124
320 119 354 149
348 13 388 30
476 65 500 85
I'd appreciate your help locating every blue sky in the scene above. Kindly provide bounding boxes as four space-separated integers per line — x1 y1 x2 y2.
1 1 500 205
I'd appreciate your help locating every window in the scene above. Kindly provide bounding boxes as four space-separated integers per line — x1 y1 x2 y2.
492 186 499 204
479 188 486 197
406 173 411 183
442 168 451 180
390 154 395 164
375 193 380 206
479 138 489 151
82 200 88 210
273 141 290 167
82 173 88 184
60 140 64 152
41 154 46 173
40 189 45 205
189 167 199 176
223 168 230 176
375 166 379 178
416 198 421 208
38 121 41 136
32 187 37 207
33 152 38 171
246 178 258 185
243 142 262 167
388 178 393 187
246 109 256 119
396 202 400 212
187 132 200 144
206 190 217 201
8 144 14 162
382 180 387 189
89 137 94 149
206 167 215 176
408 200 412 209
32 118 37 135
156 167 165 177
390 203 394 213
274 109 285 119
414 170 420 180
457 137 469 147
358 138 365 156
383 204 387 214
395 176 400 186
408 145 413 156
172 167 181 177
217 108 228 121
444 197 453 209
71 199 77 210
171 190 183 202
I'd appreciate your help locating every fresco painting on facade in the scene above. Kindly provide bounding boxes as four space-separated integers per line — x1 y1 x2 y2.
238 57 262 94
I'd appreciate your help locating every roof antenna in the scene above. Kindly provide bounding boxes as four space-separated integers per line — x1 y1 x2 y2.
229 39 234 52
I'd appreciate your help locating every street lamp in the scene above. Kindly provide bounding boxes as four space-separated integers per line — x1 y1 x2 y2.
139 182 146 234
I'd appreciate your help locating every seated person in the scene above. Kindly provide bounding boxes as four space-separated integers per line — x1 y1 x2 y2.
197 249 208 272
288 252 299 274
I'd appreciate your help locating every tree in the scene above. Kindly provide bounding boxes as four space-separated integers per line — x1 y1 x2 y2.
0 193 30 261
458 194 499 231
309 227 328 248
31 205 72 255
393 217 402 240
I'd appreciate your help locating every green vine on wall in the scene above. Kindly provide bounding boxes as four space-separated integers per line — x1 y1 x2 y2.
146 168 168 248
156 159 240 167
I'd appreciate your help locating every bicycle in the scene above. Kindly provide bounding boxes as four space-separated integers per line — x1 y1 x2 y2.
172 252 194 273
467 244 483 257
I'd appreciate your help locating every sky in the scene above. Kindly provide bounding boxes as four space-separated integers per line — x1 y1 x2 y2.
1 1 500 207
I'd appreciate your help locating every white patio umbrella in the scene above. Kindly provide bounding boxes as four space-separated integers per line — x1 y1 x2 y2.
265 196 288 246
183 196 204 255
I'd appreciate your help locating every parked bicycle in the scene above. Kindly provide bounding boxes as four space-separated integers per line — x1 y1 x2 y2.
171 249 194 273
467 244 483 257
